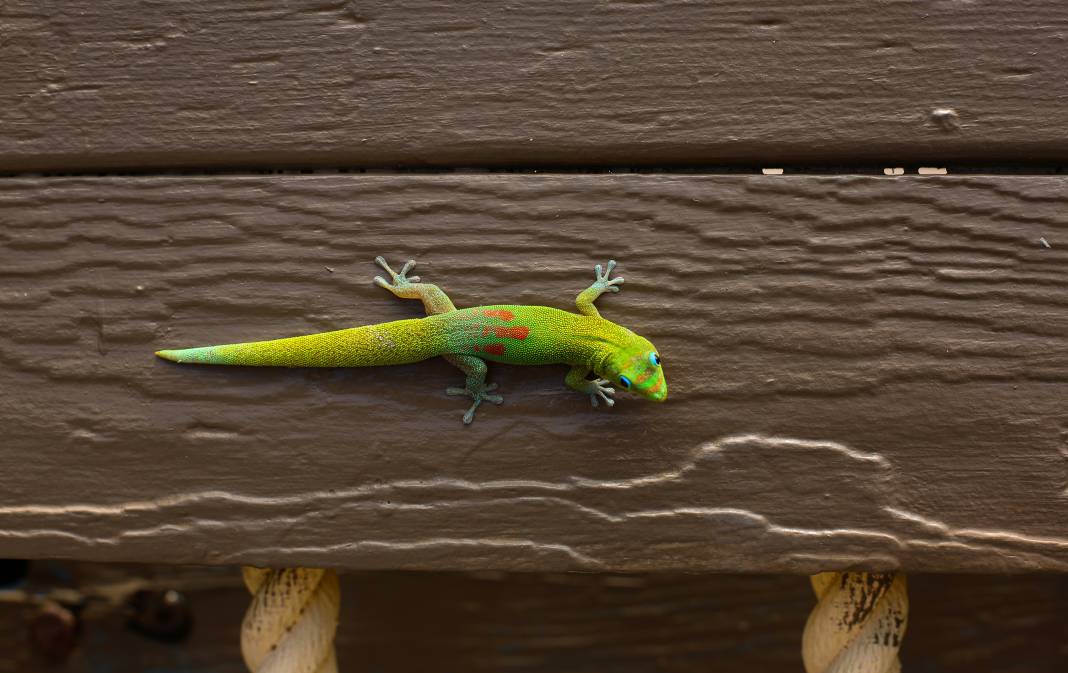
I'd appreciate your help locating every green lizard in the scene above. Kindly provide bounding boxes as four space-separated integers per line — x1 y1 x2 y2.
156 257 666 424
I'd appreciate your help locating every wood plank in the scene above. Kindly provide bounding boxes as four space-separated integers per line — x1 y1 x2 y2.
3 2 1068 171
6 565 1067 672
1 174 1067 572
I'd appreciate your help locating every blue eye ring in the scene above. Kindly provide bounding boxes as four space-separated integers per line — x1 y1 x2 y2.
649 353 661 366
619 375 632 389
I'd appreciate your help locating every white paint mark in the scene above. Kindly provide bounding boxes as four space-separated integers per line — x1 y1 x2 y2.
762 168 784 175
0 435 889 515
918 167 948 175
883 167 905 176
929 108 961 132
884 506 949 534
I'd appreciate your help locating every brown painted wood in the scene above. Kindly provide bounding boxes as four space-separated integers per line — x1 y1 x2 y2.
2 2 1068 171
1 174 1067 572
4 565 1067 672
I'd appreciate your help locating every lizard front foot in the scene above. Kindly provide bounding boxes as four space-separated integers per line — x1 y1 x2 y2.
585 378 616 408
446 382 504 425
373 256 421 290
591 259 624 294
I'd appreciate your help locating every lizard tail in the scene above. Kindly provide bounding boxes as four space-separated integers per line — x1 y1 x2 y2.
155 318 445 367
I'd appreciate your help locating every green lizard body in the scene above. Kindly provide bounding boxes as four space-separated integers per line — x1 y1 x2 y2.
156 257 666 424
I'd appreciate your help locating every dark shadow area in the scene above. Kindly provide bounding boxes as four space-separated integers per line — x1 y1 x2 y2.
0 559 29 588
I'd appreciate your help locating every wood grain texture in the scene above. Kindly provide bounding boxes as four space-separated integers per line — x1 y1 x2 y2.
1 174 1067 572
3 1 1068 171
5 565 1068 672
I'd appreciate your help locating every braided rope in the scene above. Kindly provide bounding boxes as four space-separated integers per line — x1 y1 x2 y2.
238 566 906 672
803 572 908 673
241 567 340 673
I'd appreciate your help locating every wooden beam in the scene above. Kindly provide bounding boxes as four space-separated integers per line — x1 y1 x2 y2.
1 174 1066 572
2 2 1068 170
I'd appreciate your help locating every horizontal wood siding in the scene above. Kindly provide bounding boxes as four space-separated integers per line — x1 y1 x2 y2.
2 2 1068 170
1 174 1067 571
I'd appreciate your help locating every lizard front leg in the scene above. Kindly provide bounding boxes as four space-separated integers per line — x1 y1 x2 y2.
574 259 624 318
565 365 615 408
444 354 504 425
373 256 457 316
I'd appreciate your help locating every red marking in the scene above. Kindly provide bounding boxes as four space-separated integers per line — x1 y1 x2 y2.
483 309 515 321
475 324 529 339
484 343 505 356
493 326 529 340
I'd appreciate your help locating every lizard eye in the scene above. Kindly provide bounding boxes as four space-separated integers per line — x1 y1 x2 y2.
649 353 661 366
619 376 632 389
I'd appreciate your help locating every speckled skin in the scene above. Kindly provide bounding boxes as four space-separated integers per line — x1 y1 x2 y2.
157 258 666 424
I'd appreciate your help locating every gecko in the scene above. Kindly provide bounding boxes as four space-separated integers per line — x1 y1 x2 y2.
156 257 666 424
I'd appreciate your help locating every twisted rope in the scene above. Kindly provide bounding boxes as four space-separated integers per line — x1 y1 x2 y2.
238 565 906 672
803 572 908 673
241 567 340 673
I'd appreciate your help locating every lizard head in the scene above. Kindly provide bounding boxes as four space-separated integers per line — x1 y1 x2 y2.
599 334 667 402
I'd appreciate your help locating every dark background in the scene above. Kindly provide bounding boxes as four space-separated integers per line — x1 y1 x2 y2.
1 563 1066 672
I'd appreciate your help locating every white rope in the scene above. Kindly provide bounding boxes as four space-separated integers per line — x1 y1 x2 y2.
238 565 906 672
803 572 908 673
241 567 340 673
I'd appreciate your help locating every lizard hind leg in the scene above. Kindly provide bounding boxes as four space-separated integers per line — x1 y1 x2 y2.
373 256 457 316
444 355 503 425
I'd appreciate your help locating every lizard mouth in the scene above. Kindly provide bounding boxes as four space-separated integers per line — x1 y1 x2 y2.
642 377 667 402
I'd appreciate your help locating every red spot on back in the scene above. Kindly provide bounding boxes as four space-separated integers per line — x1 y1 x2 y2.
484 343 505 356
493 326 529 340
483 309 515 321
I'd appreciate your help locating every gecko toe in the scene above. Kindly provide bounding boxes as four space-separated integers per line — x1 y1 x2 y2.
462 403 479 425
374 256 394 275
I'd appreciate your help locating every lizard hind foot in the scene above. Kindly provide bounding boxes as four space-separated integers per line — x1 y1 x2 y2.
373 256 421 290
446 382 504 425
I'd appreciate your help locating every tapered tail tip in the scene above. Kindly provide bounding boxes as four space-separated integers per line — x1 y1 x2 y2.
155 349 180 362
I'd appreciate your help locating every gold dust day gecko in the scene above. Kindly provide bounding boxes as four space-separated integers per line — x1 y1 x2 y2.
156 257 667 424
